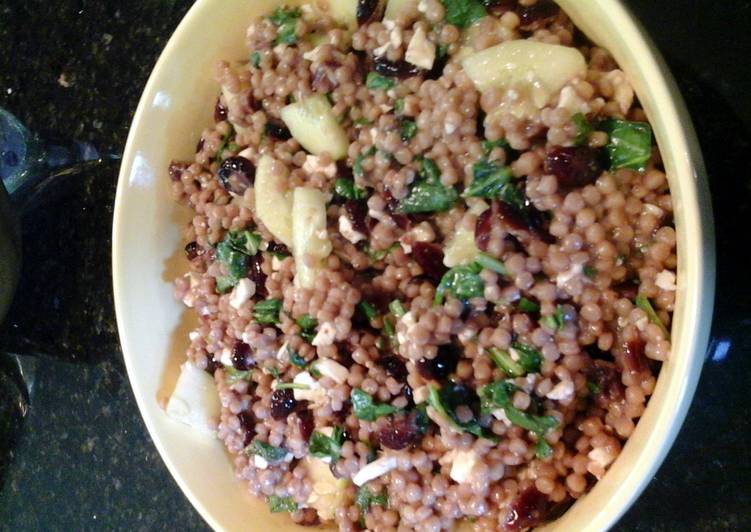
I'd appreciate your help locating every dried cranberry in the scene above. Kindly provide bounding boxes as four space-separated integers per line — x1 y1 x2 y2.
168 161 189 182
612 279 639 301
270 389 298 420
231 341 253 370
383 190 412 229
517 0 560 31
297 410 314 441
417 344 460 381
475 206 494 252
376 410 425 450
246 254 267 297
335 342 355 368
267 241 290 256
296 508 321 527
373 56 423 78
496 200 530 233
237 411 255 446
622 337 647 373
204 357 222 376
218 156 255 195
264 119 292 141
184 241 203 260
344 200 370 236
356 0 383 25
496 201 555 244
425 48 449 80
544 146 604 190
411 242 447 281
586 360 624 408
503 487 550 531
214 98 228 122
378 355 408 382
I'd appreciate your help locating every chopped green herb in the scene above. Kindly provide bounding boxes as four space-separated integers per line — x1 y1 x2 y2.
599 119 653 171
440 0 487 28
356 486 388 522
394 98 405 114
268 7 301 46
499 182 527 212
351 389 399 421
535 438 553 459
309 366 322 378
635 295 670 338
215 129 234 161
215 229 262 291
253 298 283 325
388 300 407 318
399 179 458 214
436 43 449 59
275 382 310 390
365 242 399 262
334 178 367 200
309 426 345 461
479 381 558 448
250 51 262 68
572 113 593 146
487 347 525 377
227 142 240 153
475 252 508 276
354 147 376 178
434 263 484 305
267 495 297 513
357 300 378 323
586 381 601 395
583 265 598 279
540 305 566 331
464 159 513 198
288 346 307 367
215 275 236 294
245 440 288 462
382 316 398 350
353 117 372 126
366 72 395 91
510 342 542 374
482 138 509 156
427 384 492 439
296 314 318 342
266 366 281 379
518 297 540 313
399 118 417 141
420 157 441 181
225 367 252 385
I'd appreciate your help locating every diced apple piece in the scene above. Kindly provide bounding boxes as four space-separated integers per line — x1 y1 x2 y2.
254 155 293 247
304 456 349 521
384 0 417 21
461 40 586 107
324 0 358 27
165 361 221 437
292 187 332 288
280 95 349 160
443 226 480 267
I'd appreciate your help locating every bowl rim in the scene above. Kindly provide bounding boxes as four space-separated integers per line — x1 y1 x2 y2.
112 1 715 530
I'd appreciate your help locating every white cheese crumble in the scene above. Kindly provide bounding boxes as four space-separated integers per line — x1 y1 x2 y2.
292 371 327 406
556 85 591 115
447 450 479 483
655 270 677 291
352 455 398 486
254 455 269 469
303 155 337 178
492 408 513 426
219 347 232 367
312 321 337 347
238 147 254 160
229 278 255 309
396 311 417 345
276 341 290 362
405 26 435 70
339 215 366 244
188 330 201 342
546 380 575 402
315 358 349 384
413 385 429 404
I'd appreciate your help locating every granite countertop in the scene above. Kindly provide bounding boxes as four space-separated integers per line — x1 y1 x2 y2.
0 1 749 530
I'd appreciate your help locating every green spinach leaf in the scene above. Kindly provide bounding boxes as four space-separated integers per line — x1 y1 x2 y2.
441 0 487 28
253 298 282 325
267 495 298 513
434 263 484 305
351 389 399 421
309 426 345 461
600 119 652 171
464 160 513 198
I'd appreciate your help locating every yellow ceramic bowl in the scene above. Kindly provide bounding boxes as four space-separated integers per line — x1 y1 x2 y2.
113 1 715 530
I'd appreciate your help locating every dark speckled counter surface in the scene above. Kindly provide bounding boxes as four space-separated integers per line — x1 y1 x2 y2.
0 1 749 530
